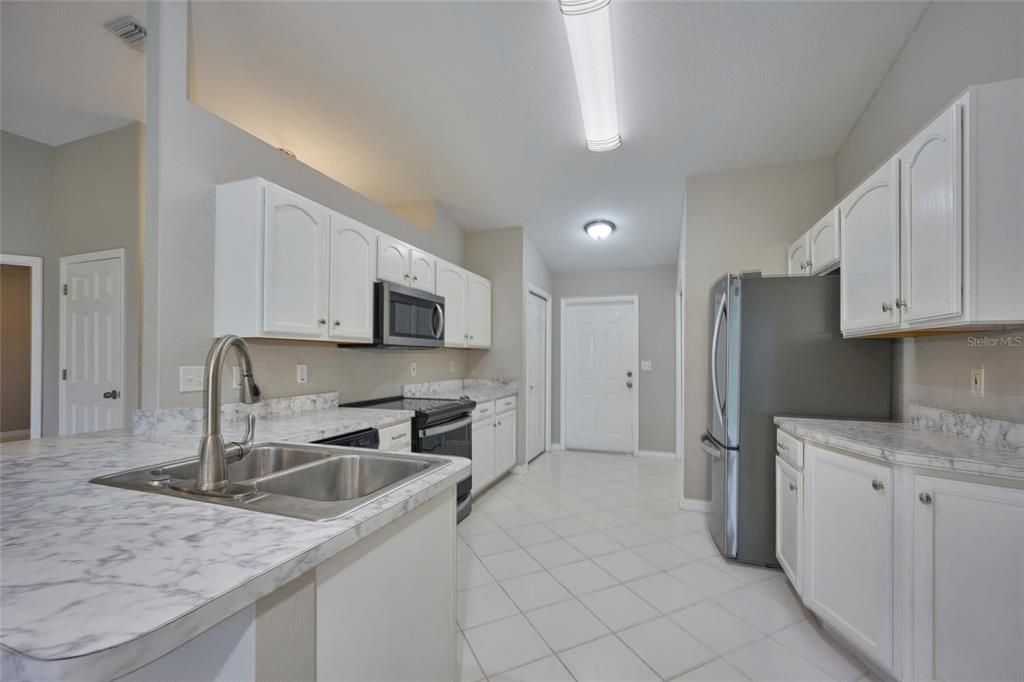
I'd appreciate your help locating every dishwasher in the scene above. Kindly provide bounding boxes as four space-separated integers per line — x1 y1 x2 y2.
314 427 380 449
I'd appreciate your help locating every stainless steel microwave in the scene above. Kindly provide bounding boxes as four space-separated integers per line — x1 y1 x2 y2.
374 281 445 348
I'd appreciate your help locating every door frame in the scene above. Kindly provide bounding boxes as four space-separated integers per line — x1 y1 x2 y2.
0 254 43 439
59 249 127 435
526 285 553 459
559 295 640 456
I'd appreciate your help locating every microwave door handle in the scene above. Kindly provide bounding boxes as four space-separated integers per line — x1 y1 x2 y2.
432 303 445 340
710 296 727 424
420 416 472 439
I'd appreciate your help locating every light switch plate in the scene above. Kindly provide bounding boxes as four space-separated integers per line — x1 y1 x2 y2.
970 367 985 397
411 362 418 377
641 360 652 372
296 364 309 384
179 366 204 393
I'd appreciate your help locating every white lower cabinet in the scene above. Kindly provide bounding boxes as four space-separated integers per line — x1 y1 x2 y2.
775 456 802 595
912 476 1024 682
494 409 516 475
804 443 894 670
471 415 495 496
470 399 516 496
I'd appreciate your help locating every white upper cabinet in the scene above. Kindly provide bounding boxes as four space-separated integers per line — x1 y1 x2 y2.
466 275 492 349
435 260 468 348
262 185 328 336
808 208 840 275
840 159 901 335
787 236 810 276
328 213 377 342
409 248 436 293
377 234 412 287
899 104 962 325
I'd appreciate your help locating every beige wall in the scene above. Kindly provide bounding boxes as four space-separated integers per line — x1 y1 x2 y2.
1 126 142 435
836 1 1024 422
682 158 836 500
551 265 678 453
145 3 470 411
1 265 32 433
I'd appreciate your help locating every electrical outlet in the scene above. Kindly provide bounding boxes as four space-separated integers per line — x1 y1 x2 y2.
970 367 985 397
641 360 652 372
410 362 418 377
450 360 456 373
296 364 309 384
179 366 204 393
232 366 241 389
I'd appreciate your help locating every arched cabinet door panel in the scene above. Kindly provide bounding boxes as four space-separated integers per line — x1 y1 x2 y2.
263 186 327 336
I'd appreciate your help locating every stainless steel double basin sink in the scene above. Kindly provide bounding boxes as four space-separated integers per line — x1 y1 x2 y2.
91 444 453 521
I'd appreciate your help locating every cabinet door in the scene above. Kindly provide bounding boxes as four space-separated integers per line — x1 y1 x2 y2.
840 159 901 335
805 445 893 669
466 275 492 348
787 235 810 276
436 262 468 348
775 457 802 595
471 420 495 495
913 476 1024 682
328 214 376 342
377 234 410 286
494 410 516 475
809 209 840 275
409 248 436 293
899 104 963 325
263 185 327 336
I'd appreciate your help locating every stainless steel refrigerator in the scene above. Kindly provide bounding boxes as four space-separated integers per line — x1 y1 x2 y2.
703 272 892 566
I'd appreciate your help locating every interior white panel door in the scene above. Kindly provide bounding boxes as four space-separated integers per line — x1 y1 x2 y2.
409 248 435 293
377 234 410 286
526 293 547 459
899 104 962 325
262 186 326 336
563 300 636 454
913 476 1024 682
328 214 375 342
436 262 468 348
466 275 491 348
840 160 900 334
62 256 123 434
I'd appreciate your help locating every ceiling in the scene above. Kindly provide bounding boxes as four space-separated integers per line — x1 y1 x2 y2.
1 1 145 146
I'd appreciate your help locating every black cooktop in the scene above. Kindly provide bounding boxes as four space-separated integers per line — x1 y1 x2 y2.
342 395 475 424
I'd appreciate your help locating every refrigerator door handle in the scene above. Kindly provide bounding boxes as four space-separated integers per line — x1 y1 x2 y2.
700 434 722 459
710 296 727 425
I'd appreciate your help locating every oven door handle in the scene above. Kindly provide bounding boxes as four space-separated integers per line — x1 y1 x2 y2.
420 416 473 439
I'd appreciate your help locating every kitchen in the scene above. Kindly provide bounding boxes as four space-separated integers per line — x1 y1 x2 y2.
1 1 1022 681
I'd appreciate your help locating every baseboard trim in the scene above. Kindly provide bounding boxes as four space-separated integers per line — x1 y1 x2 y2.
679 498 711 513
550 442 564 451
512 463 529 475
637 449 676 461
0 429 30 443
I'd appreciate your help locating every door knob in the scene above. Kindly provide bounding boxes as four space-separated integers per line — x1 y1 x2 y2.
103 390 120 400
626 381 633 388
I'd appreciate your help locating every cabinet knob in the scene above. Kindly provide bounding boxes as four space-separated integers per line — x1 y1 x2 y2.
102 389 120 400
318 318 327 325
333 320 341 327
789 483 797 492
881 302 893 313
404 273 410 280
919 492 933 505
799 262 806 271
895 298 907 309
805 260 813 270
871 479 885 491
413 275 419 282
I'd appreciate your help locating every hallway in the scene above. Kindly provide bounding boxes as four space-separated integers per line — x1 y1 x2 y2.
457 451 869 681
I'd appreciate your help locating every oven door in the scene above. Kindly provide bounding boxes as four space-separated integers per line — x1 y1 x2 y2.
416 414 473 506
375 281 445 348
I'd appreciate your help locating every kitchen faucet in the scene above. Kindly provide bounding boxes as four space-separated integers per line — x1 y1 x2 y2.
190 335 261 494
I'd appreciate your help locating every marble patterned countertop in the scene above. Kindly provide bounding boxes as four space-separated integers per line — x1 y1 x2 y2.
0 403 469 681
774 416 1024 481
404 378 518 404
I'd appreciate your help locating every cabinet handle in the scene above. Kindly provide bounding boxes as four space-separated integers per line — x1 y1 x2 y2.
871 479 885 491
789 483 797 492
919 492 933 505
881 302 893 313
318 318 327 326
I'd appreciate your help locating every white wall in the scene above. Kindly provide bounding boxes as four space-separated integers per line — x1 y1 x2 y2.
682 158 836 500
551 265 678 453
836 1 1024 421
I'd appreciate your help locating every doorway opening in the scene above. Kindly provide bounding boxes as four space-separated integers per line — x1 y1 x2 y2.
0 255 42 441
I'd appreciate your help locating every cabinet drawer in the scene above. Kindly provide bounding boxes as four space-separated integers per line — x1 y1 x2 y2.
496 396 517 414
379 421 412 452
776 429 804 470
472 401 494 423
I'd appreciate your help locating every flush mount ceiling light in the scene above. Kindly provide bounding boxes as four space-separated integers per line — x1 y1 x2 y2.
560 0 621 152
584 220 616 241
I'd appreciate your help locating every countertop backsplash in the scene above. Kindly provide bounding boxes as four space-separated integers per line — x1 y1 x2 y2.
908 403 1024 455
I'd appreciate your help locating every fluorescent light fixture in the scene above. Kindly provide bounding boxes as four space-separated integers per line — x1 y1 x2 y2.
584 220 616 240
561 0 621 152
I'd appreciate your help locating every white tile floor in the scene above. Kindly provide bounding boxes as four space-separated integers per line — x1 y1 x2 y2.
457 450 871 681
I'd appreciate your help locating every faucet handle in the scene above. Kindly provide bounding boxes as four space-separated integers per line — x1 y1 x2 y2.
225 413 257 461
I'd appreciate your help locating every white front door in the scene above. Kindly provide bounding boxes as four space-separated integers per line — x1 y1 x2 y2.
61 253 124 434
526 292 547 459
563 298 637 454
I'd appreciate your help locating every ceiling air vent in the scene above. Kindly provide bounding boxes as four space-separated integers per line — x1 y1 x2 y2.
105 16 147 52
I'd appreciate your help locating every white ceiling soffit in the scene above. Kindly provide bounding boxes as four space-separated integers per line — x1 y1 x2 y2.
1 1 145 146
190 1 925 272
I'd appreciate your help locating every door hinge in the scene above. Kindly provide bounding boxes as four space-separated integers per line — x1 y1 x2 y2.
62 283 68 295
62 369 67 380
